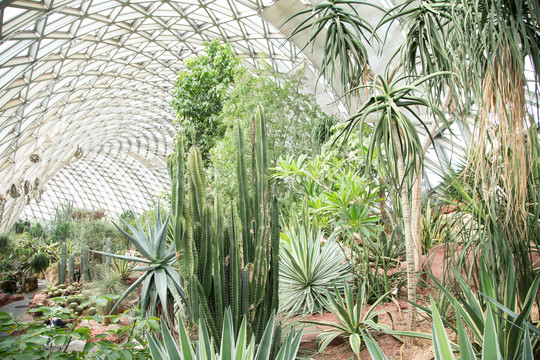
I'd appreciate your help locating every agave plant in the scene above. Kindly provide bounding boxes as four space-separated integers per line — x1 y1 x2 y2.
427 297 538 360
111 258 136 281
279 224 352 315
305 281 392 354
148 308 303 360
93 205 187 325
386 262 540 359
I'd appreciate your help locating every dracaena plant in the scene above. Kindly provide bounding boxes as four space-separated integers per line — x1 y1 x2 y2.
284 0 383 96
93 205 188 326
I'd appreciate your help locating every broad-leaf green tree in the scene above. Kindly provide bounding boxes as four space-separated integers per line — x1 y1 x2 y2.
210 66 333 201
172 39 240 162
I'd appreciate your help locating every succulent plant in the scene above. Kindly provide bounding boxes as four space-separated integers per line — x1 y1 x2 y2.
57 243 67 285
82 246 89 282
167 107 280 347
68 254 75 285
148 308 303 360
93 205 188 325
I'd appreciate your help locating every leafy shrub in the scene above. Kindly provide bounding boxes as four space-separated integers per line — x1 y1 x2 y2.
273 154 380 235
29 252 49 274
0 259 13 273
74 220 124 253
0 310 155 359
0 274 16 293
210 65 332 201
13 220 30 234
0 234 12 257
28 222 47 239
50 221 73 243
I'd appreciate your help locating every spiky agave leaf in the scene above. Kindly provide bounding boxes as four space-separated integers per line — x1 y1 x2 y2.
100 206 188 325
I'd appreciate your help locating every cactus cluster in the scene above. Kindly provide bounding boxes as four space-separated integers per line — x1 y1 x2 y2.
168 106 279 348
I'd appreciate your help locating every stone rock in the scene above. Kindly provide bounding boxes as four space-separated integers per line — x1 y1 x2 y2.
11 294 24 301
118 316 131 327
28 293 49 310
0 293 10 306
23 276 38 293
77 319 125 344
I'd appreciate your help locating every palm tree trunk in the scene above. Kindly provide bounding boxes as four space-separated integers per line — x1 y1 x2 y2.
410 86 453 271
411 161 422 271
391 123 417 334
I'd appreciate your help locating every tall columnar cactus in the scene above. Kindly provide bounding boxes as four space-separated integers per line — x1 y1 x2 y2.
82 246 89 282
237 107 279 342
104 238 111 271
57 243 67 285
68 254 75 285
168 106 278 348
168 135 193 280
89 254 95 280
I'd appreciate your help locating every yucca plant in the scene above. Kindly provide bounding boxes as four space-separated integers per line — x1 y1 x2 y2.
305 281 392 355
430 296 539 360
279 223 352 315
148 308 303 360
93 205 187 327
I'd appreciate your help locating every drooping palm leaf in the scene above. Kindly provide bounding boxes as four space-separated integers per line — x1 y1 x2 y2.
283 0 383 95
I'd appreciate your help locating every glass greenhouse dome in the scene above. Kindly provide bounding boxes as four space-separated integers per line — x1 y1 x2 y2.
1 0 539 359
0 0 319 228
0 0 478 230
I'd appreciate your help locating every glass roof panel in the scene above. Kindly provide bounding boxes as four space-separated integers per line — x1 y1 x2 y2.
0 0 320 229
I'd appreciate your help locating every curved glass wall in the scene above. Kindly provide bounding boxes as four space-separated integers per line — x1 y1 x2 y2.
0 0 310 229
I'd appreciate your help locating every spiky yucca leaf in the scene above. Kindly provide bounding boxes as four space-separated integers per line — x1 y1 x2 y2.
279 228 351 315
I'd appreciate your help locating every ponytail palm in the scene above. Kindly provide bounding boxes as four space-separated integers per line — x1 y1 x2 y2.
285 0 382 93
340 72 448 332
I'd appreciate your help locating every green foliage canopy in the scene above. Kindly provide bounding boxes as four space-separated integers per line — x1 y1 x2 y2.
172 39 240 161
210 66 333 200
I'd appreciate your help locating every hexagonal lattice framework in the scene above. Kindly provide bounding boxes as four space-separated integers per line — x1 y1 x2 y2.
0 0 310 229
